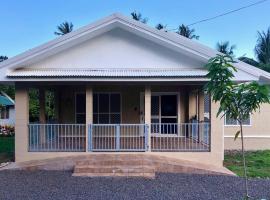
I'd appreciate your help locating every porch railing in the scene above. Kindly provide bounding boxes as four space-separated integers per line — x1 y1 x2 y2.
88 124 148 152
151 123 210 152
28 124 86 152
28 123 210 152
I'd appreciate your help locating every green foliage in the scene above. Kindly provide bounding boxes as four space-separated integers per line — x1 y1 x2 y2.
155 23 167 31
0 136 14 153
224 150 270 178
176 24 199 40
0 85 15 99
205 54 270 126
238 56 259 67
0 55 8 62
54 21 74 36
29 88 40 122
131 11 148 24
216 41 236 56
255 27 270 65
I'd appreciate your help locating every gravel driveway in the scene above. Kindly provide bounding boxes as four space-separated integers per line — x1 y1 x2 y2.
0 171 269 200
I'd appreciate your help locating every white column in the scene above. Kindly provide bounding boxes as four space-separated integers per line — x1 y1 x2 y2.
145 85 151 151
85 85 93 152
15 84 29 162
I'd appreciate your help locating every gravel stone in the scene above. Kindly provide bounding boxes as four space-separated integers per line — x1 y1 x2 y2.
0 171 269 200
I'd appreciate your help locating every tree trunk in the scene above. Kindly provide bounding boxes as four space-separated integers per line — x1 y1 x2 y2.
240 121 249 199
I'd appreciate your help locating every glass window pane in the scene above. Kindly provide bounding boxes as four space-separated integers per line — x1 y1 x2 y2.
76 114 86 123
93 94 98 113
110 94 120 112
110 114 120 124
225 115 237 125
99 94 109 113
76 93 86 113
99 114 109 124
93 114 98 124
242 116 251 125
151 96 159 116
161 95 177 116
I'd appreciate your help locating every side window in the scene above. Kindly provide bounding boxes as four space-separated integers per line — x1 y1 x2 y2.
225 114 251 126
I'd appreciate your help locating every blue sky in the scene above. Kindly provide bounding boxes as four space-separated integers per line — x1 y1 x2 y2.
1 0 269 59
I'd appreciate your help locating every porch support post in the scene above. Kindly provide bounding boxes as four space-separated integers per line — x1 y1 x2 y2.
86 85 93 152
145 85 151 151
15 84 29 162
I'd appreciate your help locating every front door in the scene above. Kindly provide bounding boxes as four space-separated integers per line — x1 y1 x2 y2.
151 94 178 134
140 93 178 134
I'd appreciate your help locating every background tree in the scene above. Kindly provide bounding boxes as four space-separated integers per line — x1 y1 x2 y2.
155 23 167 31
0 56 8 62
54 21 74 36
238 56 259 67
205 54 270 199
255 28 270 65
254 27 270 72
176 24 199 40
0 56 14 98
131 11 148 24
216 41 236 56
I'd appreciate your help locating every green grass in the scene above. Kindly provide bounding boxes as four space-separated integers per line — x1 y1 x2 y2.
0 136 14 162
224 150 270 178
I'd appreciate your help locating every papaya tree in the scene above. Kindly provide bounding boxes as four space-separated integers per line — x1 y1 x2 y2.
205 54 270 199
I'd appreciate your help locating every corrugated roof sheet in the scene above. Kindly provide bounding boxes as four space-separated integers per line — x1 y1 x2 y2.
7 68 208 78
0 95 14 106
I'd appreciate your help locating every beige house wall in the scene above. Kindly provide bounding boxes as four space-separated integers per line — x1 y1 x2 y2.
224 103 270 150
15 83 223 167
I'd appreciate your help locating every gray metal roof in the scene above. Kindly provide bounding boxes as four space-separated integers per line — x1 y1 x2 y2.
7 68 208 78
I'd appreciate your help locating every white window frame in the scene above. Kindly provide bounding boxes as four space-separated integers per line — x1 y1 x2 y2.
224 114 252 127
93 92 122 124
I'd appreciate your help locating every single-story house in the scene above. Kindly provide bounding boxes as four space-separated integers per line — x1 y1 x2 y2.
0 13 270 167
0 91 15 126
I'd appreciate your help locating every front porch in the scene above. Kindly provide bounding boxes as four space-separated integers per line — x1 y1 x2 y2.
24 84 210 153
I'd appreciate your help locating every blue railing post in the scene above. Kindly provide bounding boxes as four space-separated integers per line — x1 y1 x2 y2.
144 124 149 151
88 124 92 152
116 124 120 151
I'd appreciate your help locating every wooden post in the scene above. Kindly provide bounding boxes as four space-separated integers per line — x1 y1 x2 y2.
145 85 151 151
86 86 93 152
15 84 29 162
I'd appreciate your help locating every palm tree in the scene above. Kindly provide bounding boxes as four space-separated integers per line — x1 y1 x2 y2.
216 41 236 56
155 23 167 31
0 56 8 62
54 21 74 36
255 28 270 65
131 11 148 24
176 24 199 40
238 56 259 67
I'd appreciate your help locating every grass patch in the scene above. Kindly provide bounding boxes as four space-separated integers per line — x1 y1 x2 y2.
224 150 270 178
0 136 14 162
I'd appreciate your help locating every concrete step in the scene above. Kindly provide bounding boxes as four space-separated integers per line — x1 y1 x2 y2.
76 159 144 166
72 172 155 178
74 166 155 174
